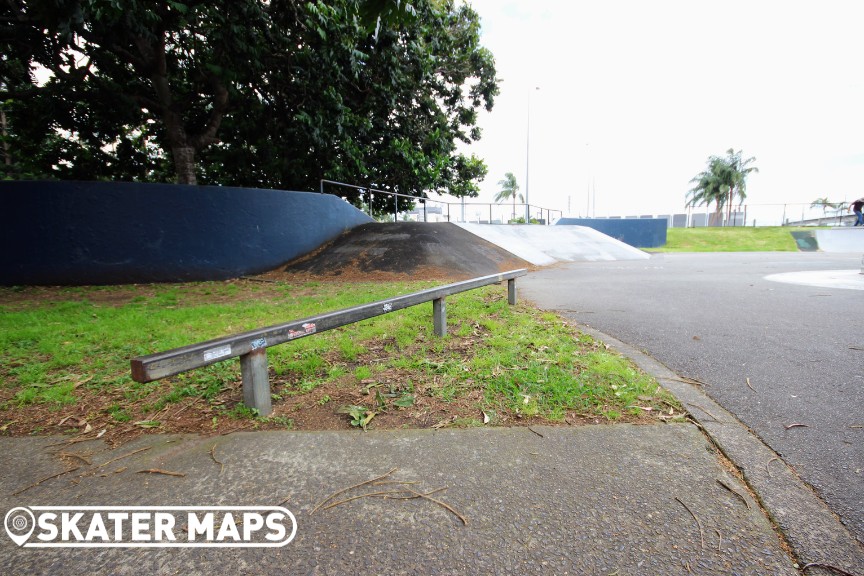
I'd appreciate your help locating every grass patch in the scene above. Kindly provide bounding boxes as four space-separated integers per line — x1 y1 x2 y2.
0 278 680 436
656 226 808 252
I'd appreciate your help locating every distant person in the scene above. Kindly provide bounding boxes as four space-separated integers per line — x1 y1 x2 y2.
851 197 864 226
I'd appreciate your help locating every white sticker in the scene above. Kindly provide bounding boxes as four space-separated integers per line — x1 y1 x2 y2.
203 345 232 362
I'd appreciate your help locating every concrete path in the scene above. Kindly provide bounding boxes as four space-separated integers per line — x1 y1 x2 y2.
1 426 798 575
455 223 649 265
520 251 864 571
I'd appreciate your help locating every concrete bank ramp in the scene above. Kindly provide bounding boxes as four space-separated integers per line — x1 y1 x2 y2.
792 228 864 252
813 228 864 252
455 223 649 266
283 222 530 279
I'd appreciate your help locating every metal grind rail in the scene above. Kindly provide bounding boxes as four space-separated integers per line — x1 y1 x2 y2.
130 269 528 416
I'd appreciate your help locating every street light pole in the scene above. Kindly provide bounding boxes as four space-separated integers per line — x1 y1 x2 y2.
525 86 539 223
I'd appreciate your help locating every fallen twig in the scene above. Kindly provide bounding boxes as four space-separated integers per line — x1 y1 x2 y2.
58 451 92 466
675 497 704 550
668 376 708 387
172 395 202 418
385 487 448 500
686 403 723 423
714 528 722 552
745 378 756 392
766 456 781 478
219 424 251 436
716 479 750 510
784 423 809 430
526 427 544 438
372 480 420 487
209 443 224 475
321 489 405 510
310 467 397 515
12 467 81 496
45 435 100 448
96 446 151 468
137 468 186 478
407 488 468 525
801 562 857 576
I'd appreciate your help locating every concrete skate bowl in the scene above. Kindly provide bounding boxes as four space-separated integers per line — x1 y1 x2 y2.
281 222 532 281
790 228 864 252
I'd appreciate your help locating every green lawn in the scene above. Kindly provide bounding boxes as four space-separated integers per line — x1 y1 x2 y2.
0 279 679 436
654 226 808 252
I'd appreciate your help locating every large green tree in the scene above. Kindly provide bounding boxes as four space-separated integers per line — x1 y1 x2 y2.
686 149 758 226
1 0 497 211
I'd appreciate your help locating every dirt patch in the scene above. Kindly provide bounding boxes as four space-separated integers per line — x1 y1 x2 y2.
282 222 533 281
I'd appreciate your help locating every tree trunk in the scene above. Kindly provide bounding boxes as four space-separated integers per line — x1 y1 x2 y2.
172 146 197 185
0 107 10 166
727 187 733 226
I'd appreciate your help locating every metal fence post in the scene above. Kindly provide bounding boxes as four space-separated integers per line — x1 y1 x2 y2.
240 349 272 416
433 297 447 337
507 278 517 305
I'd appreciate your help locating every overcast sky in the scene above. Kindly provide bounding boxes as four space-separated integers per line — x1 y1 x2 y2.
456 0 864 219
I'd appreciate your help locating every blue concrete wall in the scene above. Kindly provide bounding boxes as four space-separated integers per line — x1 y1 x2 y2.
556 218 667 248
0 181 373 285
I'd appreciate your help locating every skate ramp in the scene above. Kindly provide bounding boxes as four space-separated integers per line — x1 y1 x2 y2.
455 223 649 266
812 229 864 252
282 222 531 280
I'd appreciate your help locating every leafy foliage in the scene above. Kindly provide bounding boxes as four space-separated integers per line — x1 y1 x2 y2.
494 171 523 220
1 0 498 210
686 148 758 224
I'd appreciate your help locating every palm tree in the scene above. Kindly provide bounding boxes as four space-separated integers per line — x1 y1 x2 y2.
720 149 758 225
810 197 842 225
495 172 524 222
687 149 758 226
686 159 727 225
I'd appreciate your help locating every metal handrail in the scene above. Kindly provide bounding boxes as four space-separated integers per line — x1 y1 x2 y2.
130 269 528 415
319 179 563 224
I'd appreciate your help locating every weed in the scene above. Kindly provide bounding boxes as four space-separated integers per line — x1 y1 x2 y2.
354 366 372 381
337 405 375 430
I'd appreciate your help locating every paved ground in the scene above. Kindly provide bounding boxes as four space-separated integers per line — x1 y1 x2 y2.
0 426 799 575
520 252 864 552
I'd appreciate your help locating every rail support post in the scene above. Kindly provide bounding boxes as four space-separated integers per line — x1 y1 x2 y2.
508 278 517 305
240 348 272 416
433 297 447 337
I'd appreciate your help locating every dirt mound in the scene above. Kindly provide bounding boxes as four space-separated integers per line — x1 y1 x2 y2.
279 222 532 281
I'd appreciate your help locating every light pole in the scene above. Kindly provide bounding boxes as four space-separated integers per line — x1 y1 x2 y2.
525 86 539 223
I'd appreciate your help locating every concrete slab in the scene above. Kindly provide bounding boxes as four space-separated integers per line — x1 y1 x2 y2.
455 223 650 265
765 269 864 290
0 426 797 575
812 228 864 252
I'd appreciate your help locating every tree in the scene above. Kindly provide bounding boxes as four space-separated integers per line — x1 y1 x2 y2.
686 149 758 226
495 172 523 222
810 197 843 225
1 0 497 205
